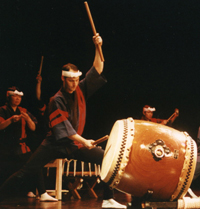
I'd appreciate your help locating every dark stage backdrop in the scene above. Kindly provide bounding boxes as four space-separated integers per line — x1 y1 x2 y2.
1 0 200 142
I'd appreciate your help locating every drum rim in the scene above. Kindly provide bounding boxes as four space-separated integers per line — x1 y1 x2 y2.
103 117 134 188
170 132 197 201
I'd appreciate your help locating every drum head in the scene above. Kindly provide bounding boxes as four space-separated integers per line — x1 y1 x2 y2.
101 118 134 185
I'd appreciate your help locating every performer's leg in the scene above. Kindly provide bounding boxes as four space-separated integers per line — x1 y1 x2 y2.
0 144 57 201
74 146 104 164
74 147 114 198
73 147 126 208
129 196 143 209
17 152 36 196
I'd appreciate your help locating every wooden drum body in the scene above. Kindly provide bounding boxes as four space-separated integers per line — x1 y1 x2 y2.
100 118 197 201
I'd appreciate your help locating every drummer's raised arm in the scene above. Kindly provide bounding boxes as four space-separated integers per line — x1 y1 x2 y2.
93 33 104 74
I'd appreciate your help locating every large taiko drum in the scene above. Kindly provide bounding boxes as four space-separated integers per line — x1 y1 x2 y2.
100 118 197 201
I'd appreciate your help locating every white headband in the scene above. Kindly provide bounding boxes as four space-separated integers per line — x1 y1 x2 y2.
62 70 82 78
143 107 156 112
7 90 24 96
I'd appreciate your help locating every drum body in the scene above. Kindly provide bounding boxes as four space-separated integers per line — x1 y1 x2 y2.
101 118 197 201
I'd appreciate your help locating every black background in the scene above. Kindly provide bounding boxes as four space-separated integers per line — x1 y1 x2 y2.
1 0 200 142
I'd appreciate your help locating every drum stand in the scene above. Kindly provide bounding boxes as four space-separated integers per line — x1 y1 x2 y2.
63 159 101 199
127 189 200 209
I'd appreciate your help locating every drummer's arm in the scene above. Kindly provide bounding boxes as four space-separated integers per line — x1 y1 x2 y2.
0 115 21 130
68 134 95 149
36 73 42 101
161 120 168 125
93 33 104 74
170 109 179 124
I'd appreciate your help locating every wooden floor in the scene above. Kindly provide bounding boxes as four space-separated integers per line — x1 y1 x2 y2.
0 189 130 209
0 180 200 209
0 189 200 209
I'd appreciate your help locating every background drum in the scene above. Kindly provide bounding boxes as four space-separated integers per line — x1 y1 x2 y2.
101 117 197 201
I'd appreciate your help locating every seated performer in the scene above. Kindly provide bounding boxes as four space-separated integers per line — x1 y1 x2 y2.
0 34 126 208
141 105 179 126
0 86 57 201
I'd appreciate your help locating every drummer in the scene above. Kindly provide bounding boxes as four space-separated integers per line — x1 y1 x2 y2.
141 105 179 126
0 34 126 208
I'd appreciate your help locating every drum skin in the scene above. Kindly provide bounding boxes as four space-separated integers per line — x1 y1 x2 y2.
101 118 197 201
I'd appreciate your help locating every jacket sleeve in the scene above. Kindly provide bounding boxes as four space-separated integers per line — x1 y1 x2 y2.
48 96 76 141
79 66 107 100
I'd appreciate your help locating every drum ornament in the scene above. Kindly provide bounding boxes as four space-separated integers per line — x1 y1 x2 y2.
101 118 197 201
148 139 171 161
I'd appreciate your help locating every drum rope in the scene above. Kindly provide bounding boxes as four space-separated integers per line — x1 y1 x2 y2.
187 188 198 198
177 197 200 208
177 188 200 208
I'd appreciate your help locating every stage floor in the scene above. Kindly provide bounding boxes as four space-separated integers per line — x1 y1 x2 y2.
0 182 200 209
0 189 130 209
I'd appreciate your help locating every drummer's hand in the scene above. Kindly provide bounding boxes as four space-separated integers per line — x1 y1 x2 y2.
93 33 102 46
83 139 96 150
11 115 21 123
161 120 168 125
175 108 179 117
36 73 42 83
21 111 31 122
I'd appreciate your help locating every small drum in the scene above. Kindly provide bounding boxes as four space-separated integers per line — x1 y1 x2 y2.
101 118 197 201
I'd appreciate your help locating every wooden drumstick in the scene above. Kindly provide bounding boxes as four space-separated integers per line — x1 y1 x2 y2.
38 55 44 75
92 135 109 146
84 1 105 62
166 108 179 123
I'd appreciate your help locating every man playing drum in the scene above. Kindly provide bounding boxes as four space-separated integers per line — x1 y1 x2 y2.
0 34 126 208
141 105 179 126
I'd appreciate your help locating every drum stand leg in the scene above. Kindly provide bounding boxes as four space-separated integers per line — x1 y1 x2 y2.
127 188 200 209
127 199 177 209
85 178 98 198
141 201 177 209
66 177 82 199
127 190 154 209
127 190 178 209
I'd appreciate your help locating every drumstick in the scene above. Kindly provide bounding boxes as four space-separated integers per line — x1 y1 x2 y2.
92 135 109 146
84 1 105 62
166 109 179 123
38 56 44 75
166 113 175 123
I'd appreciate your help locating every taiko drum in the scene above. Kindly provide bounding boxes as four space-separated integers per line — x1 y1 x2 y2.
100 118 197 201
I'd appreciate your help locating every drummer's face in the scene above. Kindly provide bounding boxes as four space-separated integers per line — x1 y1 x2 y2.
145 111 153 120
10 94 22 107
62 76 80 93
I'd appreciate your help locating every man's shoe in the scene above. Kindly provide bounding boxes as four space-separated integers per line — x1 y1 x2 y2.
102 198 127 208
